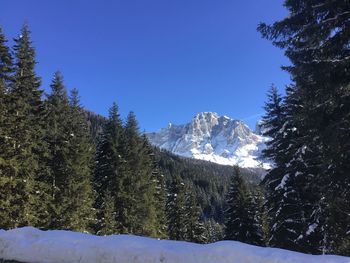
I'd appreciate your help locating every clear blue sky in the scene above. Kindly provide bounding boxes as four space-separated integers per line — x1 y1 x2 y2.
1 0 290 132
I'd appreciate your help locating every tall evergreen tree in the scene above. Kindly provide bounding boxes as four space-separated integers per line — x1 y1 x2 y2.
94 102 124 234
0 26 15 229
259 0 350 254
45 75 94 231
249 187 266 246
66 88 95 231
261 84 285 161
166 175 187 240
122 112 158 236
8 24 49 227
144 136 168 238
261 84 306 251
224 166 264 245
152 165 168 238
45 72 71 229
184 190 207 243
97 190 117 235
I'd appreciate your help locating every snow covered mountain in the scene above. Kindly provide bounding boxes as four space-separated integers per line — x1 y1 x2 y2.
147 112 270 169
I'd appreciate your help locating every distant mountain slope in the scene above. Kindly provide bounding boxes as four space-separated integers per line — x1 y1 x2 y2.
155 148 264 222
84 110 107 143
147 112 270 169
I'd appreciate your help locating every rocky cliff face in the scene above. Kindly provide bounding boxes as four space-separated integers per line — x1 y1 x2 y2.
147 112 270 169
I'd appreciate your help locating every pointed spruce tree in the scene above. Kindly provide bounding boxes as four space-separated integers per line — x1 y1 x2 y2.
45 72 71 229
261 84 285 161
184 190 207 243
259 0 350 254
261 84 308 252
45 76 94 231
143 135 168 238
8 24 50 227
94 102 124 234
166 174 187 240
122 112 158 236
152 162 168 238
0 26 15 230
224 166 264 245
66 88 95 231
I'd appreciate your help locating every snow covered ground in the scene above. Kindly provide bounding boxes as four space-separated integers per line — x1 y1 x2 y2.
0 227 349 263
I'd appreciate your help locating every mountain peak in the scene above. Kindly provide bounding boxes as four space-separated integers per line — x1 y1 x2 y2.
147 113 271 169
193 112 236 121
192 112 220 124
194 111 219 118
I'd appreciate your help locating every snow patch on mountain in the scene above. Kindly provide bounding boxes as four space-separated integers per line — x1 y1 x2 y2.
147 112 271 169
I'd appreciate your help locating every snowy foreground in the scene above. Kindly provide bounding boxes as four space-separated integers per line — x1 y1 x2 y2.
0 227 349 263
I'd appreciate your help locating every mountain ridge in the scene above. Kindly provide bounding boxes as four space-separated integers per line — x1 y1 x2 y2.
147 112 270 169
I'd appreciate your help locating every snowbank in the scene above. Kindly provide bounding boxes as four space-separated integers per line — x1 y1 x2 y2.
0 227 349 263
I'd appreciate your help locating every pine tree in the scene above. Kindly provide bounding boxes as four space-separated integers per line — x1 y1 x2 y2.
0 26 15 229
259 0 350 254
144 136 168 238
204 219 224 243
8 24 49 227
184 190 207 243
98 190 117 235
262 84 310 252
94 109 160 236
122 112 158 236
66 88 95 231
94 102 124 234
261 84 285 161
249 187 266 246
45 75 94 231
45 72 71 229
166 175 187 240
260 84 306 251
224 166 264 245
152 165 168 238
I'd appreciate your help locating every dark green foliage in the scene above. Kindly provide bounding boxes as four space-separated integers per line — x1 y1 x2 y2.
166 175 187 240
155 148 262 223
261 85 285 161
66 89 95 231
184 191 207 243
122 112 151 234
98 190 117 236
0 26 15 230
146 139 168 238
203 219 224 243
94 107 163 237
7 24 49 228
44 72 71 228
259 0 350 255
261 84 307 251
94 103 124 234
45 74 94 231
85 111 107 143
224 166 264 246
250 187 267 246
122 113 159 236
167 175 210 243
